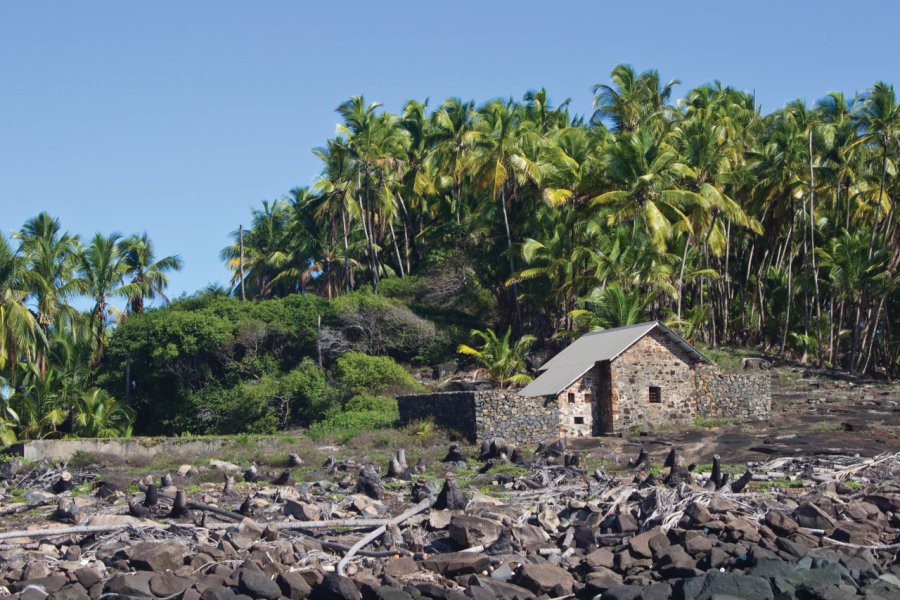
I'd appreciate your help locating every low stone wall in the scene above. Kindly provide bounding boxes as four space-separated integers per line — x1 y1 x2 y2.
473 390 560 446
10 437 273 463
396 392 477 441
695 370 772 420
398 390 560 445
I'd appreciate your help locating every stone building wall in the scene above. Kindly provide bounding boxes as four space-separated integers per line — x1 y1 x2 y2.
397 390 560 445
554 365 598 437
612 329 701 431
694 367 772 420
473 390 560 446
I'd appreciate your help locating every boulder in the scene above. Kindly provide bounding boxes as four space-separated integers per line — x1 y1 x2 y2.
514 564 574 595
283 499 321 521
421 552 490 577
311 574 361 600
238 569 281 600
448 515 503 547
104 573 154 597
675 573 773 600
129 542 186 572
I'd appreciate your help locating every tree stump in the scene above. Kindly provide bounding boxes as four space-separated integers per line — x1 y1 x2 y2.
355 465 384 500
435 474 467 510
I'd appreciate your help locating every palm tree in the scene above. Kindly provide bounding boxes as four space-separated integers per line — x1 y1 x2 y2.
118 233 183 314
593 64 679 132
17 212 80 332
457 327 535 388
72 388 134 438
0 235 43 375
77 233 132 366
592 126 709 253
853 82 900 238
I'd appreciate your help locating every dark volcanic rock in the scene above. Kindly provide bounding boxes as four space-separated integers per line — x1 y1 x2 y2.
513 564 574 595
676 573 773 600
311 574 361 600
237 569 281 599
129 541 186 572
421 552 490 577
104 572 155 597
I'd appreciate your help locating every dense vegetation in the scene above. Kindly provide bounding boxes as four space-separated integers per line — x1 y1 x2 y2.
1 65 898 442
225 66 899 377
0 216 182 443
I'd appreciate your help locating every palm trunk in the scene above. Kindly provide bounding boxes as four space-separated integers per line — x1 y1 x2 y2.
676 233 690 320
389 220 405 277
779 209 795 356
808 130 824 367
500 186 522 331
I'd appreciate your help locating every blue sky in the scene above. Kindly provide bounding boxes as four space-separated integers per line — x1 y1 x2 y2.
2 1 897 308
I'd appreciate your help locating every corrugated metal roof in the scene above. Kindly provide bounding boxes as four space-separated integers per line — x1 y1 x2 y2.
518 360 595 398
519 321 709 398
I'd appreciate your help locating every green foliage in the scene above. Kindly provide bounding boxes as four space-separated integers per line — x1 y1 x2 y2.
308 408 399 443
335 352 424 395
457 327 535 388
71 388 134 438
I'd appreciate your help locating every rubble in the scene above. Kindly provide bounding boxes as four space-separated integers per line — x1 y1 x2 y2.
0 444 899 600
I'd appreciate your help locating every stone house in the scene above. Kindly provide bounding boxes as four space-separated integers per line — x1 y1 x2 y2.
398 321 771 444
520 321 752 436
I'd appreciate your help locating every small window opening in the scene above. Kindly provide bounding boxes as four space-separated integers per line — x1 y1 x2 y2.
649 386 662 404
567 393 575 402
583 392 592 403
574 417 585 425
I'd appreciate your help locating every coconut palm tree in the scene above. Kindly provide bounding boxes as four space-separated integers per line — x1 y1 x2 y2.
0 235 43 375
118 233 183 314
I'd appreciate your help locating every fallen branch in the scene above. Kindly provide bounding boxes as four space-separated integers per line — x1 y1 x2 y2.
337 497 434 576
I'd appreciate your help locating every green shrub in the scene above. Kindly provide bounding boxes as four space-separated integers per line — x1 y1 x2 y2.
344 394 398 413
335 352 424 395
308 409 400 443
281 360 338 423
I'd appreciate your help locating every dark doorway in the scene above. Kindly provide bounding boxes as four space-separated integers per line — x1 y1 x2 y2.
593 361 614 435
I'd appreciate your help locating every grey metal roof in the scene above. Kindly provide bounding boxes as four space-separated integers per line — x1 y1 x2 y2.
519 321 709 398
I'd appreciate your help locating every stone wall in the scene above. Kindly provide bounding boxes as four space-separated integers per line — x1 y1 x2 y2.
695 368 772 420
474 390 560 446
396 392 476 441
397 390 560 445
613 329 701 431
555 365 598 437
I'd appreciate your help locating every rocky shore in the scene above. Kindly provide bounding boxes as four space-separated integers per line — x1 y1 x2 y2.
1 441 899 600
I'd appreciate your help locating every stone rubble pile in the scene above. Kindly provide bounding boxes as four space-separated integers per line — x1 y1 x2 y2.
0 445 899 599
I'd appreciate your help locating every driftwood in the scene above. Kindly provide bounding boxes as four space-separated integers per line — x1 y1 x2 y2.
336 496 434 576
223 474 235 496
288 453 304 468
0 498 53 517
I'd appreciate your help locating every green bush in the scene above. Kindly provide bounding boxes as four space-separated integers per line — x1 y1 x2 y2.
99 294 328 435
308 409 399 443
181 360 336 435
281 360 338 423
344 394 398 413
335 352 424 395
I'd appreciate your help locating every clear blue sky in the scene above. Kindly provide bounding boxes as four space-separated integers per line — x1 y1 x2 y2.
2 1 897 307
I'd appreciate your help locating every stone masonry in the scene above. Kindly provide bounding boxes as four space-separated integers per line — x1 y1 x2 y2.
610 328 701 432
399 327 772 442
397 390 559 445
